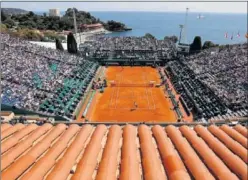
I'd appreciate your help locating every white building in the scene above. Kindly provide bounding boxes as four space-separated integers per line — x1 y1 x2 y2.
49 9 60 17
29 41 67 50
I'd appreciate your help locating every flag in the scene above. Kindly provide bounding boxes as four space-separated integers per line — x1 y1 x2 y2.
224 32 228 38
237 31 240 38
231 33 233 40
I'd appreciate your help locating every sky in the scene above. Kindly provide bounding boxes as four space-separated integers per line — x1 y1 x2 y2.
1 1 247 13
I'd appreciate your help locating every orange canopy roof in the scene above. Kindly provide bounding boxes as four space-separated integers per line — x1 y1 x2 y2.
1 123 247 180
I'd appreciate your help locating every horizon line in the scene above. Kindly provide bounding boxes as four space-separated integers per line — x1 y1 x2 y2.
4 8 245 14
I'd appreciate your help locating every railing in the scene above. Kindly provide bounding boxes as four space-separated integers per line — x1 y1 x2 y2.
7 118 246 127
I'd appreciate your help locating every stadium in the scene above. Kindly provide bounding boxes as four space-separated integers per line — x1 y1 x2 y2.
1 31 247 179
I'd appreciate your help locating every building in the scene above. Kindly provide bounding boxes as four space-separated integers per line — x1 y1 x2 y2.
29 41 67 50
49 9 60 17
80 23 103 32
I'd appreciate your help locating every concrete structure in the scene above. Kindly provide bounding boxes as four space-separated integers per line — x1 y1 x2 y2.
74 28 111 45
49 9 60 17
29 41 67 50
29 28 109 50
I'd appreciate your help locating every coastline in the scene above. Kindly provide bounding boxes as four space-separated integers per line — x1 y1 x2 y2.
112 27 132 32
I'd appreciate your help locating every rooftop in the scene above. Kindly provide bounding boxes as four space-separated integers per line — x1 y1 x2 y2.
80 23 103 28
1 123 247 180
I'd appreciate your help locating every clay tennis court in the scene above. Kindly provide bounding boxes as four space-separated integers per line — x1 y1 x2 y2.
87 66 178 122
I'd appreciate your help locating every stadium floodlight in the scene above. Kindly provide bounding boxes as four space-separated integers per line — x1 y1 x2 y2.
73 8 77 34
179 8 189 45
72 8 82 45
179 24 184 44
184 8 189 44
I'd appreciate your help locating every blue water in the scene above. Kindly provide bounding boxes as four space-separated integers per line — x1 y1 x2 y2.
35 11 247 44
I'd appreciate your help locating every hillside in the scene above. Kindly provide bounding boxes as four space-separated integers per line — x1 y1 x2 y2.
2 8 28 15
2 8 131 33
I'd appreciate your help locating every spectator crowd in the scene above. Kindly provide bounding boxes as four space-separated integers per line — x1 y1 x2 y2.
80 36 177 61
185 43 247 111
1 33 99 119
166 43 247 120
1 32 246 121
166 61 228 120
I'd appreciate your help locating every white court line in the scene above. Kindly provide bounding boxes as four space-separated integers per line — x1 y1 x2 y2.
143 67 156 110
149 87 156 109
109 72 121 108
109 75 117 108
109 87 115 108
114 70 123 109
147 70 156 109
142 69 151 109
145 68 156 110
108 107 154 110
108 67 157 110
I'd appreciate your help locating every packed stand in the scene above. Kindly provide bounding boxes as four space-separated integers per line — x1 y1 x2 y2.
80 36 177 60
185 43 248 111
166 61 228 120
1 33 99 119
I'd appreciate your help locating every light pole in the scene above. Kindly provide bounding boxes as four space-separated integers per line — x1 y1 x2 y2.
73 8 77 34
184 7 189 44
179 24 184 44
178 8 189 45
72 8 82 45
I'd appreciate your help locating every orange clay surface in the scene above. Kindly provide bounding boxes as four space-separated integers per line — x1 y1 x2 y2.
87 66 178 122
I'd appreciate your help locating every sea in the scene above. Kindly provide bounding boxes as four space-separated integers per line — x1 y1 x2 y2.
35 11 247 45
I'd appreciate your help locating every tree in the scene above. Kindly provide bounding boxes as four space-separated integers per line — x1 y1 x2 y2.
0 9 129 38
37 22 46 30
202 41 218 49
190 36 202 53
3 18 15 28
23 29 43 41
1 11 7 21
59 17 73 30
0 24 8 33
20 20 37 29
65 8 74 17
67 32 77 54
171 35 178 43
56 38 64 51
144 33 156 40
164 35 178 43
104 20 126 31
27 11 35 17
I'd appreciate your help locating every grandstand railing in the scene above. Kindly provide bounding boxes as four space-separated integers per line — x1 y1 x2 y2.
10 118 247 127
